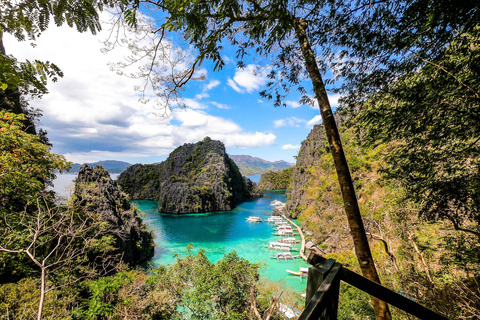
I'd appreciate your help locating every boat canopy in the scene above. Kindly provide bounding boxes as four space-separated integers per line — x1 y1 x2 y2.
269 241 292 248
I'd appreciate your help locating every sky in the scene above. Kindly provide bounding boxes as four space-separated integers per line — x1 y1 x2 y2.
5 12 338 165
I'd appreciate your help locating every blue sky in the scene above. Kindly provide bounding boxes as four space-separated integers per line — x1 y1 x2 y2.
6 11 337 165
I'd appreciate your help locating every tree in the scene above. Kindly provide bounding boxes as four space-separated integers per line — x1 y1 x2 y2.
0 0 141 117
112 1 391 318
0 200 117 320
0 111 118 320
324 1 480 269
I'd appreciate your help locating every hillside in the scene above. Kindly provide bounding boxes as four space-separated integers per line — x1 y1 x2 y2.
69 160 131 173
285 118 476 318
229 155 294 175
118 137 262 214
257 167 293 190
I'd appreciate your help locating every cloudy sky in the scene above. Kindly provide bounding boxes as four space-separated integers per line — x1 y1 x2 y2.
5 13 339 165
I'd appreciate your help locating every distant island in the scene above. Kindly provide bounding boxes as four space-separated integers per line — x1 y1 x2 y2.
228 155 294 175
118 137 262 214
69 160 132 173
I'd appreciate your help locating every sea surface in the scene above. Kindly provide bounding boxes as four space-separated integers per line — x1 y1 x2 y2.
52 173 308 294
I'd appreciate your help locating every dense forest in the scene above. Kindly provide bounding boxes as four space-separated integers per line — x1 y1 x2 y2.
1 0 479 319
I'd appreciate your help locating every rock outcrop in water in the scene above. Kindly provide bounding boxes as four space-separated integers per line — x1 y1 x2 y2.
118 137 262 214
74 165 154 265
258 167 293 190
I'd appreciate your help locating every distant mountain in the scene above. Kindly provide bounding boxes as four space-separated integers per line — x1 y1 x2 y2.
69 160 132 174
229 155 294 175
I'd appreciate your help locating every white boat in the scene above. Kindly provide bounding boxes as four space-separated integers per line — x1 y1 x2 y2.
266 241 292 251
246 216 262 222
270 252 299 261
286 267 309 278
274 225 292 230
273 230 297 236
266 216 284 223
278 303 302 319
270 200 283 206
274 221 289 226
278 237 299 244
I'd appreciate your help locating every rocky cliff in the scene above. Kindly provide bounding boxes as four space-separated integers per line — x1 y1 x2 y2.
258 167 293 190
285 124 325 218
74 165 154 266
118 137 262 214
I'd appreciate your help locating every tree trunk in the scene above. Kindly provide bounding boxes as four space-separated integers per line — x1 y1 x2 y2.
37 267 46 320
293 17 392 320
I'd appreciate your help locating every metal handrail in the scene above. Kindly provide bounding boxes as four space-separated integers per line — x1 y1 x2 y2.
299 253 448 320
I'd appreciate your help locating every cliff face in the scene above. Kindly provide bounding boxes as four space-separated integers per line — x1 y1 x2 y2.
74 165 154 266
116 164 161 200
258 167 293 190
118 137 262 214
285 124 325 218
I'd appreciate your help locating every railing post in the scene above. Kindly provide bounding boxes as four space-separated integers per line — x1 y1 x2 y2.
300 262 343 320
305 259 335 307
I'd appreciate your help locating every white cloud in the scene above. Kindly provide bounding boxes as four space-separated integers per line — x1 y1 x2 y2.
180 98 208 109
204 80 220 91
273 119 286 128
273 117 306 128
227 78 244 93
307 115 323 127
210 102 231 109
227 64 269 93
5 14 275 163
328 94 341 108
307 94 341 110
195 93 209 99
285 100 301 108
282 144 300 150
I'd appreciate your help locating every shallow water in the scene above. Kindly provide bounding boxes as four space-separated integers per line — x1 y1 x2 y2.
133 190 309 294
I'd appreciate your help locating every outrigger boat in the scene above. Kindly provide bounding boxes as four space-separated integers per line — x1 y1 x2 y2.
274 225 292 230
266 216 284 223
286 267 309 278
266 241 293 251
246 216 262 222
273 229 298 236
278 237 300 244
270 252 300 262
270 200 284 207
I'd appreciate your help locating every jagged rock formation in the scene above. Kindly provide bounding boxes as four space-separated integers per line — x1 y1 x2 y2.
74 165 154 266
285 124 325 218
258 167 293 190
118 137 262 214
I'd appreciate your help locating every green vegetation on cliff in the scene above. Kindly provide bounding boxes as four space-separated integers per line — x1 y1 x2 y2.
287 118 480 318
258 167 293 190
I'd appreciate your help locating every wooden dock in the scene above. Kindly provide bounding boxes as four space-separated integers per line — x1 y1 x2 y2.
281 214 307 261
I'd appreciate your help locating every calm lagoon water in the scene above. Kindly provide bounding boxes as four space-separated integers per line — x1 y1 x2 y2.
133 190 309 294
53 173 308 293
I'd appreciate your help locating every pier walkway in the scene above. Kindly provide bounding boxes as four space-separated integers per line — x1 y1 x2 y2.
281 214 307 261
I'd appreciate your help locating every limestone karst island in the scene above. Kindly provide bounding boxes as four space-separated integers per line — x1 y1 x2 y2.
1 1 478 319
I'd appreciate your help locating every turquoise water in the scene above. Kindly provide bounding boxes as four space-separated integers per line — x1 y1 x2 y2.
132 190 309 294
